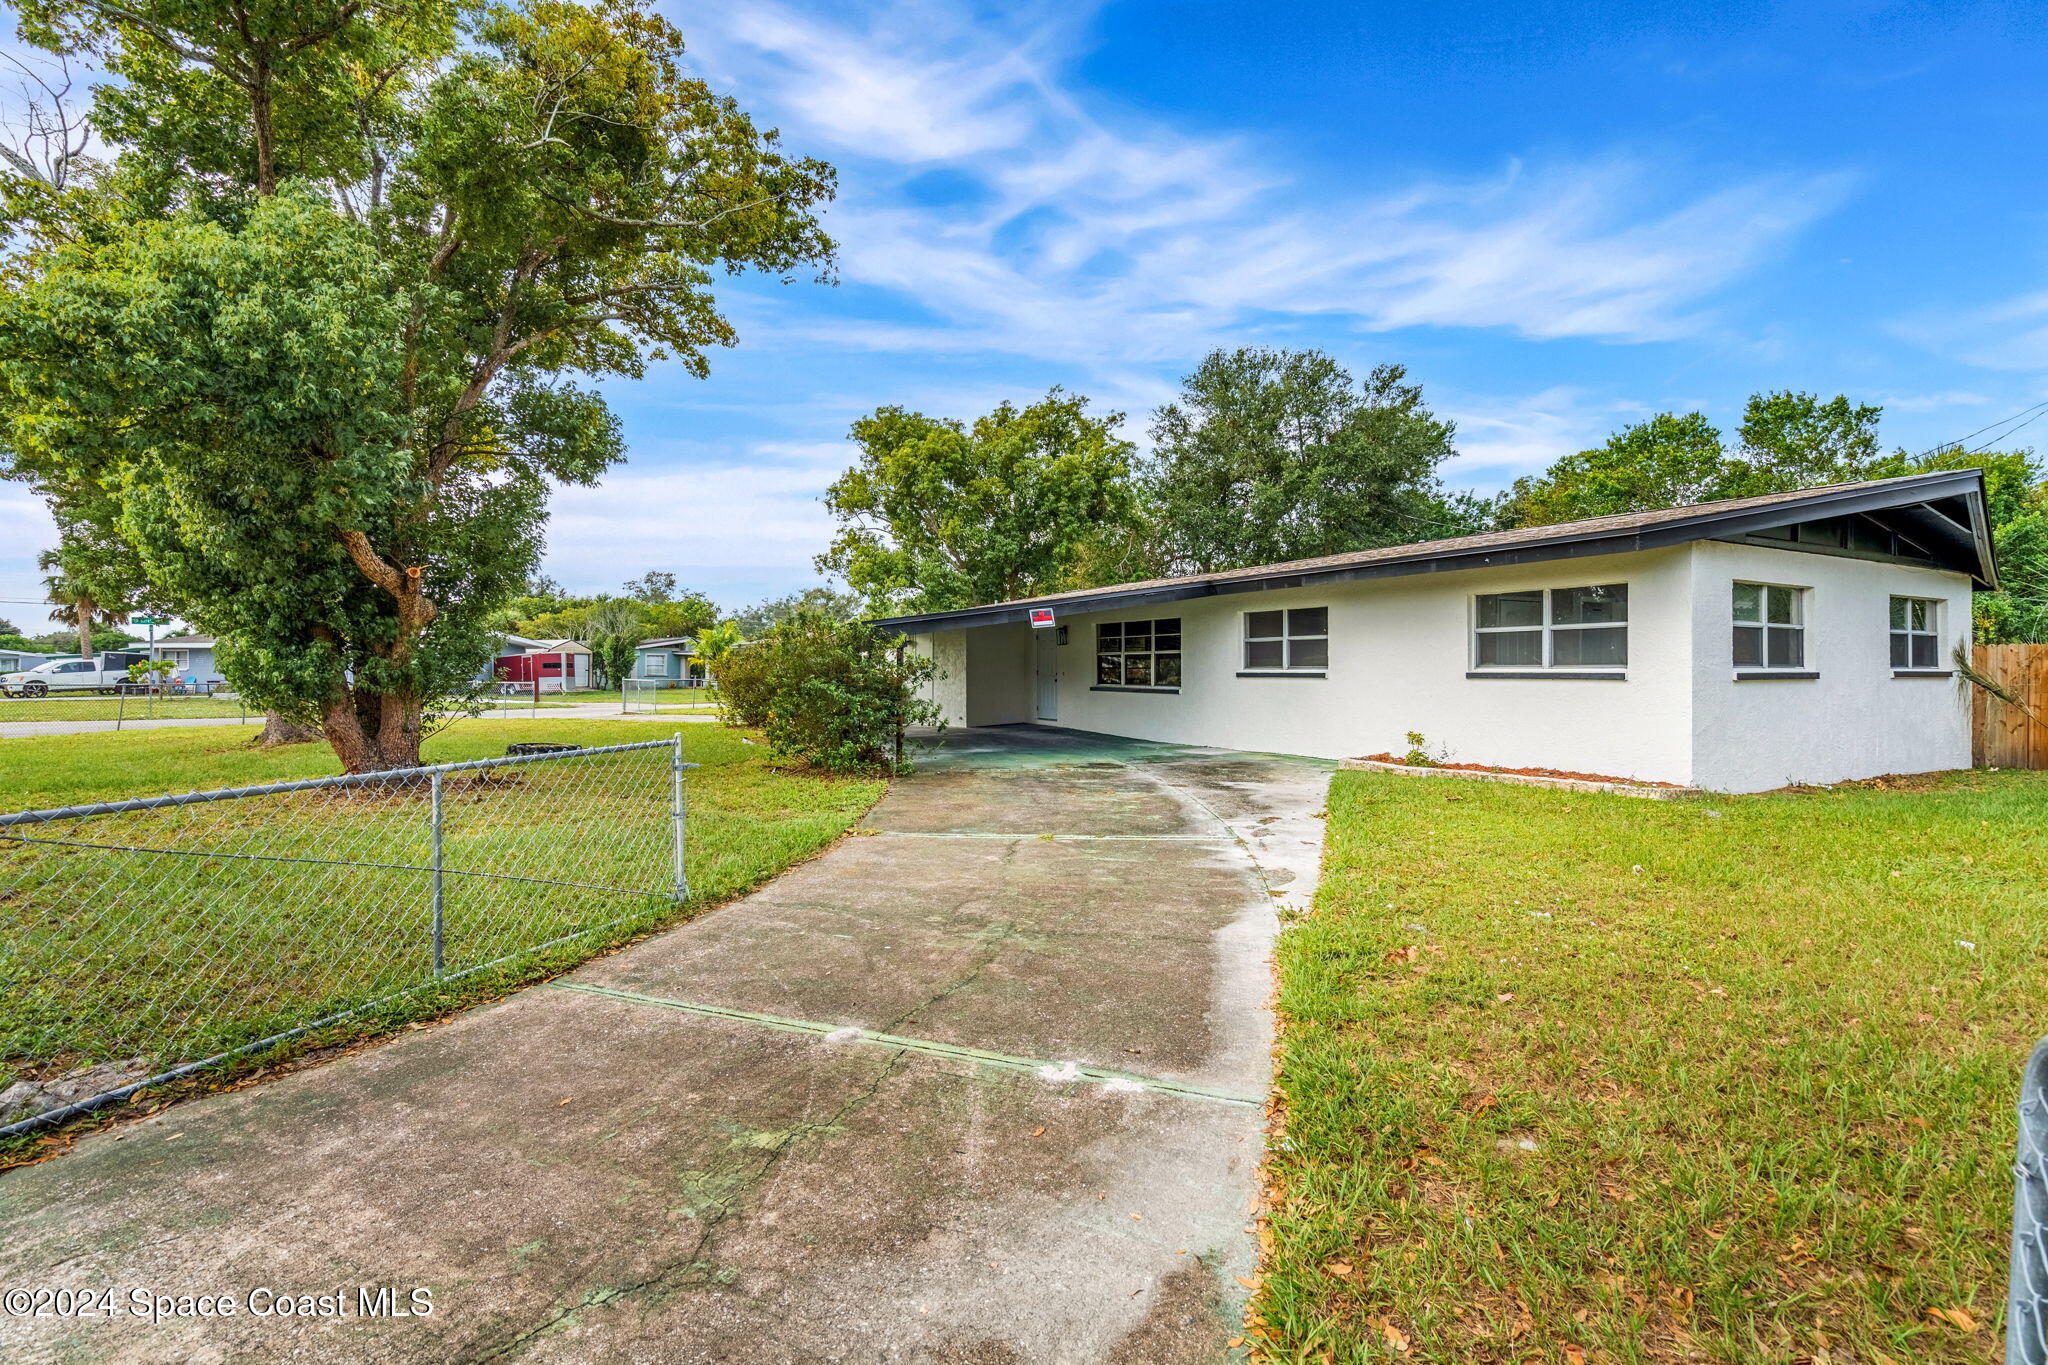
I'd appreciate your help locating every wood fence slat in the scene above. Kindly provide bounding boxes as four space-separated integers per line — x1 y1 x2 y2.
1974 643 2048 769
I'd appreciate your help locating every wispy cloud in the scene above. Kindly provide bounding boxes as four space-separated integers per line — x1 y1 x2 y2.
688 0 1851 363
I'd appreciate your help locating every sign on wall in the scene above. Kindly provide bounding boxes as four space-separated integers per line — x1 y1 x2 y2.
1029 607 1057 629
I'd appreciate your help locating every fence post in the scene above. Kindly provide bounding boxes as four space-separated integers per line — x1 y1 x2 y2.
430 771 446 978
2014 1038 2048 1365
115 690 125 732
670 731 687 903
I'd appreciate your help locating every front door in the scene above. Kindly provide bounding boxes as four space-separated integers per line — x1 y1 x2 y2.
1034 630 1058 721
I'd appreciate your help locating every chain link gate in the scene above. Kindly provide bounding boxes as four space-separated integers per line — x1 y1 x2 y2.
0 737 693 1138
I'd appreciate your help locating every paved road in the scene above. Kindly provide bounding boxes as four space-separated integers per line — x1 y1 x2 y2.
0 703 718 739
0 726 1332 1363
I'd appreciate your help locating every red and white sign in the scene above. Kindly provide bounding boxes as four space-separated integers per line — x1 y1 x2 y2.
1028 607 1057 629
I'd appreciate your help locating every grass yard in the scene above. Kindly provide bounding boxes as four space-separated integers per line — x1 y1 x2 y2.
1258 768 2046 1365
0 694 249 723
0 720 882 1140
478 687 720 710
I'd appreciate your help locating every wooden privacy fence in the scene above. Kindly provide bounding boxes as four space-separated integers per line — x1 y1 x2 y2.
1974 644 2048 769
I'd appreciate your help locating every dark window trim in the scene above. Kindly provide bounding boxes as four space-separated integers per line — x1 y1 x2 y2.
1089 685 1180 695
1734 670 1820 682
1237 670 1326 679
1891 669 1953 679
1465 670 1628 681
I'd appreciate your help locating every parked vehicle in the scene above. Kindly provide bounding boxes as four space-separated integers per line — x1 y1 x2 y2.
0 653 150 697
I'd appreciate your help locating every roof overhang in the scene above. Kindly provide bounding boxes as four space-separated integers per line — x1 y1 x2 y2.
871 469 1997 634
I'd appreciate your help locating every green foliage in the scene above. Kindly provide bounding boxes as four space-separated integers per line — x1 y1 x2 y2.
1500 391 1887 527
1144 348 1471 573
692 620 744 673
515 592 716 644
586 632 638 689
0 0 835 770
730 586 861 637
714 610 940 773
819 388 1148 614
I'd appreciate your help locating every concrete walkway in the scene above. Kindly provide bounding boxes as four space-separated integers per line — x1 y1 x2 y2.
0 727 1332 1363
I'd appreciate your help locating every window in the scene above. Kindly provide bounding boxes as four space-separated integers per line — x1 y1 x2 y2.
1732 582 1805 669
1472 585 1627 669
1890 597 1940 669
56 661 93 673
1096 618 1181 688
639 654 666 677
1242 608 1328 672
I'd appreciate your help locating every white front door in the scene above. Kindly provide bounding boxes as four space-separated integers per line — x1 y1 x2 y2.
1034 630 1058 721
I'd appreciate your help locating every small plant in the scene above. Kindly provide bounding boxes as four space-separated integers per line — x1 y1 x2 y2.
124 658 176 691
1402 731 1437 767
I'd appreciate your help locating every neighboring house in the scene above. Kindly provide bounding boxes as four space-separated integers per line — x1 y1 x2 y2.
145 635 227 686
875 470 1998 794
492 637 592 692
633 637 709 687
0 650 66 674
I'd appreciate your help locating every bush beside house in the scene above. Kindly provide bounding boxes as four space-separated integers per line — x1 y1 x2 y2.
716 611 941 773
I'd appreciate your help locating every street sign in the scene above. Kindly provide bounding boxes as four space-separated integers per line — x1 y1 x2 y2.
1029 607 1056 629
130 616 168 625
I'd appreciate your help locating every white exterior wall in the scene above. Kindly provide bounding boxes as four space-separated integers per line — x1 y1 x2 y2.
1044 548 1699 785
911 629 970 728
1686 541 1974 792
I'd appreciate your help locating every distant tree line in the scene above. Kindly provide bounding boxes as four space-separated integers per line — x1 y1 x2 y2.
817 349 2047 644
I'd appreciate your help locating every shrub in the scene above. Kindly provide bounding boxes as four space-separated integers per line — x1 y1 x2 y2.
714 609 942 772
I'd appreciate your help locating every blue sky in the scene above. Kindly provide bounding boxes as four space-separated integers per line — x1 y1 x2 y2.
6 0 2048 621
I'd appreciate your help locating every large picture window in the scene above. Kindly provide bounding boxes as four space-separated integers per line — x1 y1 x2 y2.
1472 585 1627 669
1243 608 1329 672
1097 618 1181 688
1732 582 1806 669
1890 596 1940 669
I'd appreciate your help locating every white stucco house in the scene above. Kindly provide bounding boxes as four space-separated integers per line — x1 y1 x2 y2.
874 470 1998 793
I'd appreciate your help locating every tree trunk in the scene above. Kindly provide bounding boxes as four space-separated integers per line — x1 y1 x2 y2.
257 711 321 746
319 686 426 772
74 597 94 659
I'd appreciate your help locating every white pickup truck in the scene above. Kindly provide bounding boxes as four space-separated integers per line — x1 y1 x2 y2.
0 652 151 697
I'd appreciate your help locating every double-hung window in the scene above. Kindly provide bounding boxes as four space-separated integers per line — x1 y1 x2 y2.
1732 582 1806 670
1242 608 1328 672
639 653 666 677
1472 584 1627 669
1890 597 1940 669
1096 619 1181 688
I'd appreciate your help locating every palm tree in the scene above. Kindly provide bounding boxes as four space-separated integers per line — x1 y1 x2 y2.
38 549 126 658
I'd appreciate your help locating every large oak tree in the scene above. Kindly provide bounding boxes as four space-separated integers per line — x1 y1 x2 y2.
0 0 834 769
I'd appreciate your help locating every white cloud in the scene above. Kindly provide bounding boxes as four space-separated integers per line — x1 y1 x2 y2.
539 443 848 604
1437 386 1646 488
684 0 1851 363
0 484 58 614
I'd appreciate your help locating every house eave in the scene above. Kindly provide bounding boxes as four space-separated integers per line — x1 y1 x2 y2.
867 469 1996 635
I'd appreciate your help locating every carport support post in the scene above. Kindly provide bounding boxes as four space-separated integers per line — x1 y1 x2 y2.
430 772 446 978
670 732 688 903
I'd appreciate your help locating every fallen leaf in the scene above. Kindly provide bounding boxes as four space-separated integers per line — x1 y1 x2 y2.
1564 1347 1587 1365
558 1097 574 1106
1381 1319 1410 1353
1030 1126 1045 1137
1235 1275 1259 1290
1325 1261 1353 1276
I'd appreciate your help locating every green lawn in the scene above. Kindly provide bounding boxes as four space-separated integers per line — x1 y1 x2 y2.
0 694 250 723
1258 768 2045 1365
0 720 882 1137
476 688 719 712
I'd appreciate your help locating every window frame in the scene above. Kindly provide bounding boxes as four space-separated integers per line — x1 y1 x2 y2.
638 653 667 678
1094 617 1182 691
1240 607 1330 675
1731 581 1810 675
1889 595 1942 672
1469 583 1629 674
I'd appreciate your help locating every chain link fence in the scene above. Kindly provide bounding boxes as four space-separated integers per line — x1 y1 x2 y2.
2015 1037 2048 1364
0 737 693 1138
0 685 253 728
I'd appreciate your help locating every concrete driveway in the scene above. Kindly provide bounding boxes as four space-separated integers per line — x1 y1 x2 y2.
0 726 1331 1364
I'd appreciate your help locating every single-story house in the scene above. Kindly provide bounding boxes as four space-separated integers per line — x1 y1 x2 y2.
150 635 228 686
492 636 592 692
874 470 1998 794
634 637 710 687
